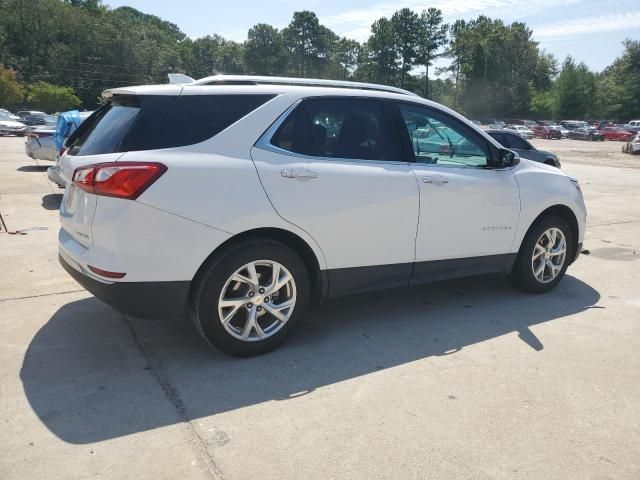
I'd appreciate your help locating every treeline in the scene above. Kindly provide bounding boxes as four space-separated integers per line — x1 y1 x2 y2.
0 0 638 120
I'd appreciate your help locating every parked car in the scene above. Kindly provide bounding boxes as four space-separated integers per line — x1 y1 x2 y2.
599 127 634 142
0 108 20 120
568 128 604 141
486 129 561 167
531 125 562 139
58 75 586 356
47 110 93 187
489 120 506 129
25 127 56 161
548 124 570 138
0 112 27 136
621 133 640 155
22 114 57 127
505 124 534 139
17 110 46 118
561 120 589 131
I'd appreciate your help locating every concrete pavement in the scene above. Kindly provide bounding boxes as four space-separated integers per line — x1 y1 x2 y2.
1 136 639 479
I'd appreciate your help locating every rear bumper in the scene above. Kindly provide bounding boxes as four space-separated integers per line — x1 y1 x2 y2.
59 253 190 319
47 165 66 187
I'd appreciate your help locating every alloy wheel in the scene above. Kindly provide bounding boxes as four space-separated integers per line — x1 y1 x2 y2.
218 260 297 342
531 227 567 283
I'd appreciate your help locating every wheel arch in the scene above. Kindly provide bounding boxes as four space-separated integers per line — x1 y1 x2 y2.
517 204 580 266
191 227 327 305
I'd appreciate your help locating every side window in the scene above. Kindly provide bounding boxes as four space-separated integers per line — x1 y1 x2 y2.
503 133 531 150
398 103 490 167
271 98 395 161
488 132 507 146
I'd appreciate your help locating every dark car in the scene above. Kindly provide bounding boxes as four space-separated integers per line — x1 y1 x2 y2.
568 128 604 141
21 114 57 127
561 120 589 131
486 129 560 167
531 125 562 139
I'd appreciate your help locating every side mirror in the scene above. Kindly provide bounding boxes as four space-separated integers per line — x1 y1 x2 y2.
498 148 520 167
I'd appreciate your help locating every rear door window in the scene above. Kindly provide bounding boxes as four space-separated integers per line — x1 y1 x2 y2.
67 94 275 156
271 98 397 161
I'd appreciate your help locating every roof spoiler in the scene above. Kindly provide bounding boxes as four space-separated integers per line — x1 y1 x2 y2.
167 73 195 84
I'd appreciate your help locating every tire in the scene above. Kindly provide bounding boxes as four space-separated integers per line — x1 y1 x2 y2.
190 239 310 356
509 215 573 293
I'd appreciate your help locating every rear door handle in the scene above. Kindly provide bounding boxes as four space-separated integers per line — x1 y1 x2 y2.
281 168 319 180
422 175 449 185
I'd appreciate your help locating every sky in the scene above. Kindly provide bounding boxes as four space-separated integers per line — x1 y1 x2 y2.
106 0 639 74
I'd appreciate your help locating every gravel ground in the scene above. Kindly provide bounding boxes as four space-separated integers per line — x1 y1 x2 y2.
531 138 639 169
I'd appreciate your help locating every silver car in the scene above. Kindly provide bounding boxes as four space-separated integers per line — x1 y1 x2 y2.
25 127 57 161
0 112 27 135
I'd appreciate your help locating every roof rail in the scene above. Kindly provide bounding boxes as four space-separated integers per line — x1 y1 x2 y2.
190 75 418 96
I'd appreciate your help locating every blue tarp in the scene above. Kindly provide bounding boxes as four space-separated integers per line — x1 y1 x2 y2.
54 110 83 151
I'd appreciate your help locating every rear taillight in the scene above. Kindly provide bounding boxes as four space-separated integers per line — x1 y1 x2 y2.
73 162 167 200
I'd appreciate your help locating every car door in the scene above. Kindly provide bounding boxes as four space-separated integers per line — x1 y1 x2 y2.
392 102 520 284
251 97 419 297
501 132 546 163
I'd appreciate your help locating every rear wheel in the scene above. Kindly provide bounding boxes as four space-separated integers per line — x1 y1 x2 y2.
191 240 310 356
509 215 573 293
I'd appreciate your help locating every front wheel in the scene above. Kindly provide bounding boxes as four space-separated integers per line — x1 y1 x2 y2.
191 240 310 356
509 215 573 293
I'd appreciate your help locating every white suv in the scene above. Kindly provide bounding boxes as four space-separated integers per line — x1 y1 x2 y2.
58 76 586 356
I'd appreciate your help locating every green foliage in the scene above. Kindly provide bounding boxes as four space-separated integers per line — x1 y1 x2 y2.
245 24 286 75
417 8 448 98
27 81 81 112
553 56 597 119
0 0 634 120
596 39 640 121
282 11 334 77
0 64 24 108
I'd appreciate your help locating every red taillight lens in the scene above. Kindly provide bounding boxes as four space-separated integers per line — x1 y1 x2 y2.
72 162 167 200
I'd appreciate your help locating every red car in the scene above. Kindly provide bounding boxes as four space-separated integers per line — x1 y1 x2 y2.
532 125 562 139
600 127 634 141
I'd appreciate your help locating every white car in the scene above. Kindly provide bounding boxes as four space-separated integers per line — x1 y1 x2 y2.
0 112 26 136
58 75 586 356
622 133 640 154
505 124 534 139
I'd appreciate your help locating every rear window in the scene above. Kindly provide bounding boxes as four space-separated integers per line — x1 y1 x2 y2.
67 94 275 156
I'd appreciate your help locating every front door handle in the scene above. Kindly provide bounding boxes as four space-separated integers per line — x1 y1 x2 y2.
422 175 449 185
281 168 319 180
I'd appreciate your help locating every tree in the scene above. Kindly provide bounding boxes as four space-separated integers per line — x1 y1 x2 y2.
245 24 286 75
554 56 596 119
0 65 24 109
332 37 360 79
417 8 448 98
26 82 81 112
282 11 333 77
367 18 398 84
597 39 640 121
390 8 421 88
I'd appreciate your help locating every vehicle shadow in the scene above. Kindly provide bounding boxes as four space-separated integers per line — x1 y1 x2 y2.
41 193 62 210
17 165 49 172
20 274 599 444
